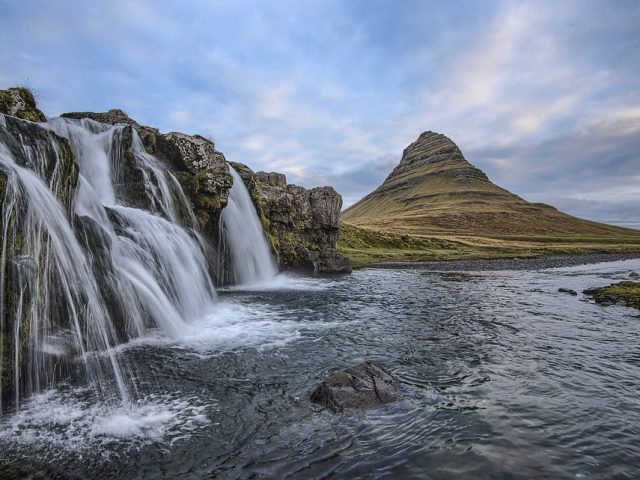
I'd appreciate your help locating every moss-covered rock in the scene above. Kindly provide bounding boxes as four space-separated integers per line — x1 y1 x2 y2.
0 87 46 122
229 162 351 273
584 281 640 308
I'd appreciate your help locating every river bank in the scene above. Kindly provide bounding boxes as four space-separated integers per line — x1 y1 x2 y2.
368 252 640 271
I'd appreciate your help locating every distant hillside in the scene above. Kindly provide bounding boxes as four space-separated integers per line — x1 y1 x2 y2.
342 131 639 237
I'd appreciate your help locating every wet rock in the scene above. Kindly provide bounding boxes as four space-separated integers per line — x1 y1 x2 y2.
310 362 398 413
231 162 352 274
629 272 639 279
558 288 577 295
0 114 78 208
63 109 160 153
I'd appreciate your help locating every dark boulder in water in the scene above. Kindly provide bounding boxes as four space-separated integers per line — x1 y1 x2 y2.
558 288 577 295
582 287 601 295
310 362 398 413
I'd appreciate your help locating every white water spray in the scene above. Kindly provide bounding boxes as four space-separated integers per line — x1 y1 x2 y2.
0 115 222 410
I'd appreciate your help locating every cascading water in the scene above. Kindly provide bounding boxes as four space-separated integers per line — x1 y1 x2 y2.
0 136 127 411
0 114 221 411
219 167 278 286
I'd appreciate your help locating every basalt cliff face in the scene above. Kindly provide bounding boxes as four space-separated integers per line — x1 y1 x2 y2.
231 162 352 273
343 131 638 237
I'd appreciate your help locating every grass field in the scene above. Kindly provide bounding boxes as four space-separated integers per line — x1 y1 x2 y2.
337 222 640 269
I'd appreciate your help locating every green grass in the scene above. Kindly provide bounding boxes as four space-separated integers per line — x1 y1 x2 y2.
589 281 640 308
337 222 640 269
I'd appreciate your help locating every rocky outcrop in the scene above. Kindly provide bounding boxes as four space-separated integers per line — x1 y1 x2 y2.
22 103 349 274
230 162 352 273
62 110 233 239
59 111 350 273
310 362 398 413
0 88 46 122
583 281 640 308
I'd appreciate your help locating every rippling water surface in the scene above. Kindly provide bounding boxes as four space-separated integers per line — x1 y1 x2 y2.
2 259 640 479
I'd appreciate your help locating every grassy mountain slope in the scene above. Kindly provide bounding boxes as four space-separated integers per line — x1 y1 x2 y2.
342 131 638 237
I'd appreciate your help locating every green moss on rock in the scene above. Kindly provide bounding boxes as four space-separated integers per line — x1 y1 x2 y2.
587 281 640 308
0 87 46 122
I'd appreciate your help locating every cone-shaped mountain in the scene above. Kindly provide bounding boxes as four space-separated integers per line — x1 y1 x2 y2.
342 131 638 236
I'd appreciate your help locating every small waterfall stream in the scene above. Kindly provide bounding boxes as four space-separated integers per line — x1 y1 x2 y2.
219 167 278 286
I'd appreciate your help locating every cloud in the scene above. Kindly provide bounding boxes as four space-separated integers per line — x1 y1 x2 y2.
467 111 640 226
0 0 638 227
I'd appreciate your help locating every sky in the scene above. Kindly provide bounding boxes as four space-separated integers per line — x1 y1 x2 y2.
1 0 639 228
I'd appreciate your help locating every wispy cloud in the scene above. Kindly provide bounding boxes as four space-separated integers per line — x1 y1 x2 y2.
1 0 638 226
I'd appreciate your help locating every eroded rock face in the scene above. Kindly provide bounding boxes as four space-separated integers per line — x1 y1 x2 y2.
0 114 78 207
155 132 232 237
231 162 352 273
310 362 398 413
0 88 47 122
0 115 79 400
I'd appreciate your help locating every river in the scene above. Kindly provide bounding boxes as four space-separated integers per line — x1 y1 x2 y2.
1 257 639 479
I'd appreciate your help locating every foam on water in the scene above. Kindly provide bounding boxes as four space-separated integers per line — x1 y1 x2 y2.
0 388 211 456
113 302 306 355
218 272 336 292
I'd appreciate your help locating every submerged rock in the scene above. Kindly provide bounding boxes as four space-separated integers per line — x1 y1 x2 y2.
231 162 352 274
310 362 398 413
558 288 577 295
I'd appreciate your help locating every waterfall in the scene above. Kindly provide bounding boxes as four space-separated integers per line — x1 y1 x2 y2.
0 114 219 411
0 141 128 410
219 167 278 286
